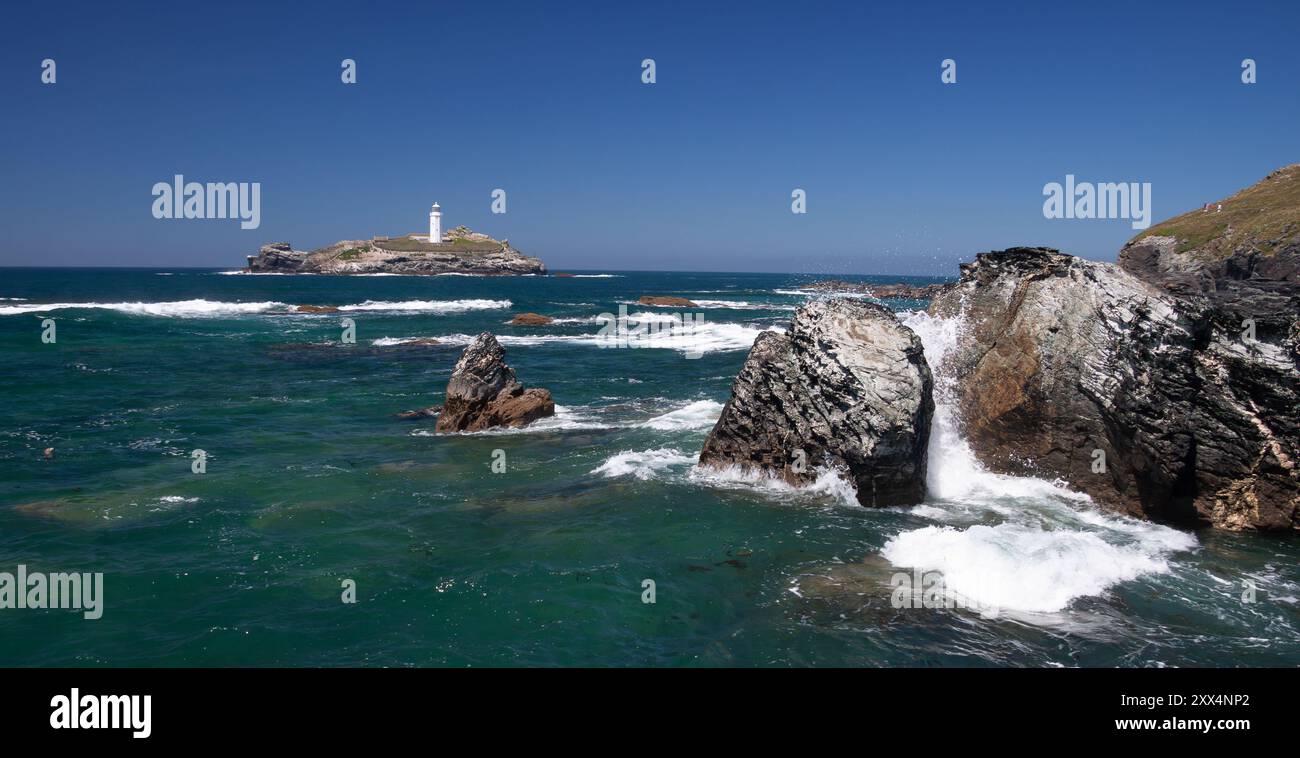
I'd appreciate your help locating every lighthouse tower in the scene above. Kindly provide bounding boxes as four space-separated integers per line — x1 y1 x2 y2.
428 202 442 243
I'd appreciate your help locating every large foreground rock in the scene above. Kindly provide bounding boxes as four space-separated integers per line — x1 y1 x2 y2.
699 299 933 506
930 247 1298 531
435 334 555 432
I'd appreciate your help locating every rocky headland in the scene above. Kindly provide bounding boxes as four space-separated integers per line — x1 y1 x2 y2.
699 299 934 506
698 166 1297 532
930 244 1297 532
1118 164 1299 340
247 225 546 276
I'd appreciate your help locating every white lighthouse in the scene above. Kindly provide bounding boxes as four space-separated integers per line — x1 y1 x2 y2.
428 202 442 243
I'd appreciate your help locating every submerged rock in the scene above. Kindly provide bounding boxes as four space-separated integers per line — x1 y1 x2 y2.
394 406 441 421
638 295 698 307
509 312 554 325
699 298 933 506
434 333 555 432
930 247 1299 532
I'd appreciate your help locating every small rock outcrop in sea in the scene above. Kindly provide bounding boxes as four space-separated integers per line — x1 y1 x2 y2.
434 333 555 432
394 405 441 420
509 312 553 325
930 246 1299 532
699 298 933 506
799 280 953 300
638 295 698 307
245 226 546 276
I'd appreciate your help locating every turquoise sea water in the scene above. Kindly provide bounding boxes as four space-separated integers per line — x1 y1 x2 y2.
1 268 1297 667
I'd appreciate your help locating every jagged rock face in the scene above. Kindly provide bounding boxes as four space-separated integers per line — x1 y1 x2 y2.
435 333 555 432
1119 234 1299 340
699 299 933 506
930 247 1299 531
247 243 309 272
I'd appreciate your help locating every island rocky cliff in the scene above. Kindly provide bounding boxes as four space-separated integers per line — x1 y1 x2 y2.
246 225 546 275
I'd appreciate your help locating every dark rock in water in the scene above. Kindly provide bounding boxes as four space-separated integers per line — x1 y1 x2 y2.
394 406 441 420
509 312 553 325
638 295 698 307
248 242 309 272
800 280 953 300
930 247 1299 532
295 304 341 313
699 298 933 506
434 333 555 432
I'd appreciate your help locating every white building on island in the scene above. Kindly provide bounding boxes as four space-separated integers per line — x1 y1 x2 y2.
428 202 442 243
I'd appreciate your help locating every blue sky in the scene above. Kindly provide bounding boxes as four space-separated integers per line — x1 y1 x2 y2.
1 0 1296 274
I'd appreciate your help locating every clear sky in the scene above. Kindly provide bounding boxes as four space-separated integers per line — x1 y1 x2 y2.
1 0 1296 275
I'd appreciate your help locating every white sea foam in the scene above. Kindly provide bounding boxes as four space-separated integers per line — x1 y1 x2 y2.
398 321 778 354
337 299 511 313
411 405 615 436
692 298 795 311
592 448 697 480
881 523 1188 614
0 299 287 317
689 464 861 508
621 298 790 311
639 400 723 430
881 309 1199 615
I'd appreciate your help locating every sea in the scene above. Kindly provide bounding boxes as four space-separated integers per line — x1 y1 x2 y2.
1 268 1297 666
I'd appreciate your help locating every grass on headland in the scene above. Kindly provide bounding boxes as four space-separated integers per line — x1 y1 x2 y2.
1135 164 1300 256
372 235 503 254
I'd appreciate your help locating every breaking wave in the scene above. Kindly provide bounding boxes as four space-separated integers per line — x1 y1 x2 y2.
0 299 287 317
592 448 697 479
337 299 511 313
881 309 1198 616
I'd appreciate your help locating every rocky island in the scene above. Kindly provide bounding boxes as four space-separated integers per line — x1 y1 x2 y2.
246 225 547 276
